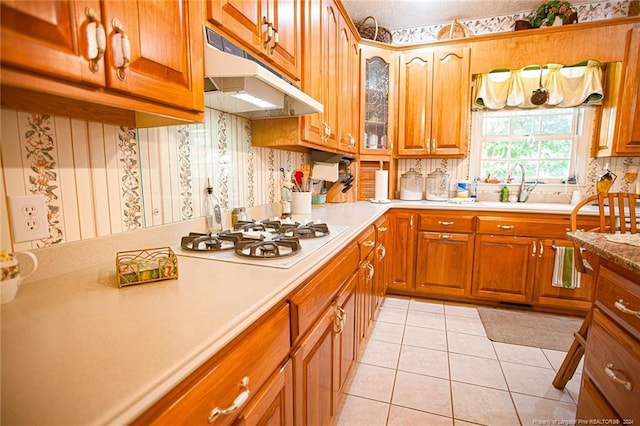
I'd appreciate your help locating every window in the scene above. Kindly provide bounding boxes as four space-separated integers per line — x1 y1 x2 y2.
472 107 588 183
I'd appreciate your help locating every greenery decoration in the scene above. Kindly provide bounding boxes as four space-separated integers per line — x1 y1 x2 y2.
528 0 576 28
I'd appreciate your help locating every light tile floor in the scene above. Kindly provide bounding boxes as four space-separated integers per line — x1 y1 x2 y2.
333 296 583 426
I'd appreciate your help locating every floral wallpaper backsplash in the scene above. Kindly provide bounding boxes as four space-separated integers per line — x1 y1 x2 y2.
392 0 633 44
1 108 309 250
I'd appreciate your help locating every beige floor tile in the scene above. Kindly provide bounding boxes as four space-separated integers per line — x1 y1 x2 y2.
451 381 519 425
406 310 446 330
445 315 487 336
398 345 449 379
377 306 408 325
392 371 452 417
453 420 484 426
360 339 401 369
403 325 448 351
501 361 574 402
409 298 445 314
344 362 396 403
334 394 389 426
512 392 577 425
444 303 480 318
387 405 453 425
564 372 582 404
542 348 584 373
447 332 497 359
369 321 405 344
450 352 508 390
382 296 411 310
493 342 552 368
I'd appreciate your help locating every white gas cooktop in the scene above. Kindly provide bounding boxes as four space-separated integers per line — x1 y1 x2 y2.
173 224 349 269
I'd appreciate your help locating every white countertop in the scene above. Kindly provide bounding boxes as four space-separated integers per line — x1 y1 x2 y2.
0 200 585 425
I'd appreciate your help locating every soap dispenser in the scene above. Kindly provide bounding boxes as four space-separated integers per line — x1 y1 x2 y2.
203 178 222 234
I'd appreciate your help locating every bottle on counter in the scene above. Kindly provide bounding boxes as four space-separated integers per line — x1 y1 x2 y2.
203 178 222 234
500 185 510 202
596 163 617 194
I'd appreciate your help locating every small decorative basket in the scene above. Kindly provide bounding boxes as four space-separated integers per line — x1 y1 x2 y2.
437 19 471 40
356 16 393 44
116 247 178 287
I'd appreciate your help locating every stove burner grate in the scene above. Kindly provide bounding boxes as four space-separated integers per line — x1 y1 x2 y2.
235 237 301 258
280 222 330 239
181 232 245 251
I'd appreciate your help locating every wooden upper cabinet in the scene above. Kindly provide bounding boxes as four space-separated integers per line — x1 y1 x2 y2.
397 45 470 158
103 1 202 111
337 20 359 154
612 23 640 155
0 0 105 87
1 0 204 127
321 0 340 150
206 0 301 82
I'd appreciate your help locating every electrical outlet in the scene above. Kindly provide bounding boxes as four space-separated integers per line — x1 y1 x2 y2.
8 194 49 242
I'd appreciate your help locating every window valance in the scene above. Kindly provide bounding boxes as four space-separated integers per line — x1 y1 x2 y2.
473 60 604 110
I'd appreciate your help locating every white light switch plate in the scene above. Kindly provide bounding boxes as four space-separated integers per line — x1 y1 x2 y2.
8 194 49 242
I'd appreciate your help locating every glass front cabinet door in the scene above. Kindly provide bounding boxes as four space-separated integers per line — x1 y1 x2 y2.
360 44 396 155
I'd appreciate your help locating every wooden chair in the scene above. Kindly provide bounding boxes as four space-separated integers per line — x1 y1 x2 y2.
552 192 639 389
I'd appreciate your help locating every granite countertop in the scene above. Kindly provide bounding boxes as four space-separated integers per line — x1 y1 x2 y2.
567 231 640 276
0 200 592 425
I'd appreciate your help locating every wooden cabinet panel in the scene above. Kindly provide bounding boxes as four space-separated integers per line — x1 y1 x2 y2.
292 302 337 426
0 0 104 86
321 0 339 150
289 241 359 343
396 45 470 158
235 360 294 426
595 264 640 340
103 1 201 110
357 224 376 260
533 238 595 311
335 272 357 392
613 24 640 155
472 234 536 303
337 21 359 154
133 304 291 425
418 212 475 233
267 0 302 80
357 252 375 349
584 309 640 419
207 0 262 46
373 215 389 313
576 376 620 422
415 232 473 297
388 210 416 292
476 216 569 238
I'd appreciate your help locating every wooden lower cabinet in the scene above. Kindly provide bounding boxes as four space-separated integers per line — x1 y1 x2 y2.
372 216 390 314
336 272 358 393
235 360 294 426
388 210 416 291
357 251 375 350
471 234 536 303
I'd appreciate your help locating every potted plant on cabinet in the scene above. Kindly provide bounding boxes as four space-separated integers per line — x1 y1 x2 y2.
528 0 578 28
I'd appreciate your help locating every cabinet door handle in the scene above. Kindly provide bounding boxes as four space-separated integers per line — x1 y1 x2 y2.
366 262 375 281
440 234 452 239
208 376 250 422
111 18 130 81
363 240 375 247
262 17 273 48
334 306 346 334
538 241 544 258
438 221 454 226
614 299 640 318
410 216 413 229
532 241 537 257
497 225 514 230
269 28 279 54
84 7 106 73
377 244 386 260
604 363 633 391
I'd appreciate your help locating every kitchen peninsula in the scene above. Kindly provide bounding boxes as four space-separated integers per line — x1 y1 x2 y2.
565 231 640 420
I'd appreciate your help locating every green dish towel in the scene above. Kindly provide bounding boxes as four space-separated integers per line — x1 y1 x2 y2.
561 247 574 288
552 246 580 289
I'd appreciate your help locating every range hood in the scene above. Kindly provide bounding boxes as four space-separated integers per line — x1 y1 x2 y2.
204 27 323 119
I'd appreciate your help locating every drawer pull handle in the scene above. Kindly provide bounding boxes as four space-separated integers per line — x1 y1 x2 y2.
440 234 452 239
366 262 375 281
497 225 514 230
335 306 346 334
438 221 454 226
208 376 250 422
363 241 375 247
614 299 640 318
377 244 386 260
378 226 387 232
605 363 633 391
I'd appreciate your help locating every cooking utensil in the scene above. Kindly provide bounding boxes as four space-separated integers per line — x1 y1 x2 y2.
293 170 304 191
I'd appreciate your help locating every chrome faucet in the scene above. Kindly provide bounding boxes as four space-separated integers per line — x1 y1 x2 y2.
507 162 538 202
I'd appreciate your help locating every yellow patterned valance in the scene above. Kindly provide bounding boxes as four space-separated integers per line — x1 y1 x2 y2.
473 61 604 109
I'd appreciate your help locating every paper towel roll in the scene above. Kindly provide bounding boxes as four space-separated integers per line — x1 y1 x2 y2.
375 170 389 201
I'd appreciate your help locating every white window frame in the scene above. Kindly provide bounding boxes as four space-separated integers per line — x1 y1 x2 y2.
469 106 594 189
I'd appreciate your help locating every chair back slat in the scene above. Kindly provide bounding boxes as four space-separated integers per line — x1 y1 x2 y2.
572 193 639 234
